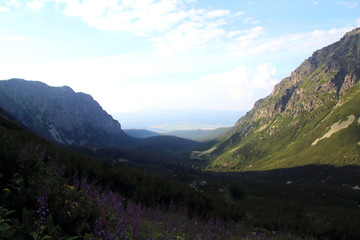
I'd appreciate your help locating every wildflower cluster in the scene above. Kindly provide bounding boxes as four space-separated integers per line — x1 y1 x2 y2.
36 195 49 226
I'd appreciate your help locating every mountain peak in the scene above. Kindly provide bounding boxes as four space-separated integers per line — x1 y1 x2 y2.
211 27 360 172
0 79 130 147
343 27 360 38
237 27 360 124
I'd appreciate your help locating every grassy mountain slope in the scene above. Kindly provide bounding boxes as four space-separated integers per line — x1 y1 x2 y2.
207 28 360 172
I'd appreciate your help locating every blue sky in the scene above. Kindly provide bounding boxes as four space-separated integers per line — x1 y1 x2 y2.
0 0 359 113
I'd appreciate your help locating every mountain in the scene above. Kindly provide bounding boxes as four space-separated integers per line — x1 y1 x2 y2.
206 27 360 172
124 129 160 138
0 79 132 147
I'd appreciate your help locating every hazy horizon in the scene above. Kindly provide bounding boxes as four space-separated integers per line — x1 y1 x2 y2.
113 108 246 131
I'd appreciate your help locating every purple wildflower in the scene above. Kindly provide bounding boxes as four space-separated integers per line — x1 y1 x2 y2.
36 196 48 226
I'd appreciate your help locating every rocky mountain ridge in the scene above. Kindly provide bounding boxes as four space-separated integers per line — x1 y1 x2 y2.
208 27 360 172
0 79 130 146
236 27 360 127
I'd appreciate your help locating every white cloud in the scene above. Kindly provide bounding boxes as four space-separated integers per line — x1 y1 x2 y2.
203 9 229 18
6 0 21 7
54 0 244 54
356 18 360 26
336 1 358 9
151 18 227 55
0 50 196 112
0 36 28 42
26 0 44 10
55 0 191 34
229 27 354 56
243 17 260 25
191 63 277 101
227 26 265 53
0 5 10 12
114 63 280 112
110 63 279 112
232 11 245 17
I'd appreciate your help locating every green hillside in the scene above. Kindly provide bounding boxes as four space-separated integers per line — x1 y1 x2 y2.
207 28 360 172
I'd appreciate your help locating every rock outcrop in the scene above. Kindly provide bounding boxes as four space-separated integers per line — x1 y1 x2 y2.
236 27 360 127
0 79 131 147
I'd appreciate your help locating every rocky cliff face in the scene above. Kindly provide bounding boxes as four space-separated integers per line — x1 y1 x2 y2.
0 79 130 147
236 27 360 126
209 28 360 171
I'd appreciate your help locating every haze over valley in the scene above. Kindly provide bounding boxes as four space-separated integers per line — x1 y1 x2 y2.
113 109 245 131
1 1 360 239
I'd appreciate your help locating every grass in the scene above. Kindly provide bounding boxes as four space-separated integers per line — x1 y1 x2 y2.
208 82 360 172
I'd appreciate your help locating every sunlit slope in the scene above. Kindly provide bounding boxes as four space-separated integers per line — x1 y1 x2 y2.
207 28 360 171
209 86 360 171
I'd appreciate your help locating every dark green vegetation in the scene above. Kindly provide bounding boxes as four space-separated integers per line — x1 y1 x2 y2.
135 135 198 152
207 27 360 172
123 129 160 139
2 101 360 239
0 111 246 239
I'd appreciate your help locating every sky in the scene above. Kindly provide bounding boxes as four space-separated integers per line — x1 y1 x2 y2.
0 0 359 114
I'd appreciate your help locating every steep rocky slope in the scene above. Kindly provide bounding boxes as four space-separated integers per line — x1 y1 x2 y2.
207 28 360 172
0 79 131 147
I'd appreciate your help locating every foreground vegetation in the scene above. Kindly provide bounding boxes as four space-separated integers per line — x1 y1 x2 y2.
1 113 360 239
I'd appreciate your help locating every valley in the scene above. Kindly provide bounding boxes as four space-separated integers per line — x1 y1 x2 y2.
1 28 360 239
